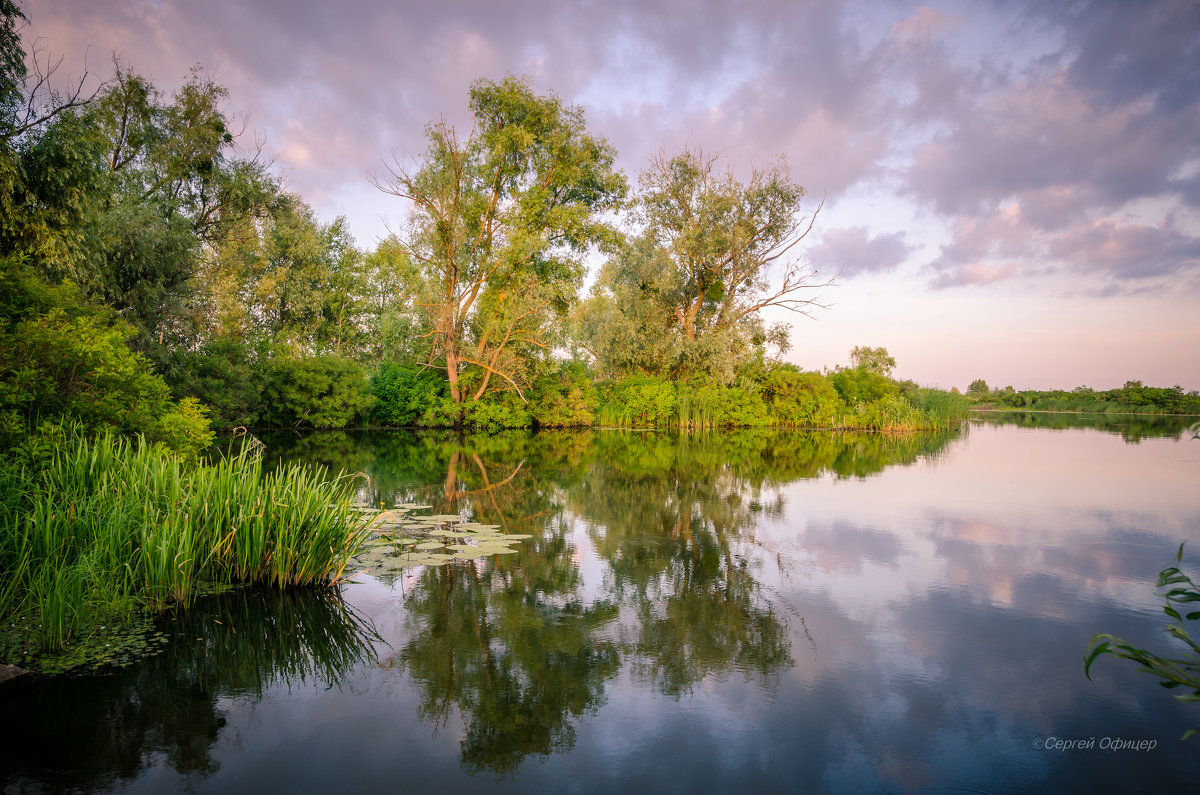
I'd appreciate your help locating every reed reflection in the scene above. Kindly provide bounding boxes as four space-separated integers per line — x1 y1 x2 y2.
0 588 380 791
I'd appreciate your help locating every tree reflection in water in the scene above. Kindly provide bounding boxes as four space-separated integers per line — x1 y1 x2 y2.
387 428 962 772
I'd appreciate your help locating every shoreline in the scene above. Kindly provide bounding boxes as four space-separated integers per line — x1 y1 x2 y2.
968 408 1200 418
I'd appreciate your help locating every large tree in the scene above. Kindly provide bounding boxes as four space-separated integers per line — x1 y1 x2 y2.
582 147 829 383
373 75 626 407
639 147 829 341
79 63 278 361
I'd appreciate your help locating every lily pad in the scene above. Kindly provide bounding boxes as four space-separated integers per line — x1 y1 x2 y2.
449 549 490 560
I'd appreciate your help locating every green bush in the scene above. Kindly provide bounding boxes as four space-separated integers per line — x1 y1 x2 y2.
369 362 447 426
172 337 265 428
530 361 598 428
260 354 372 428
0 257 213 458
596 375 677 426
761 365 844 427
831 365 898 405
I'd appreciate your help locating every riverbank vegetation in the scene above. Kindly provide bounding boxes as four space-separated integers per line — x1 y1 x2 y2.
0 432 372 670
0 2 967 456
966 379 1200 415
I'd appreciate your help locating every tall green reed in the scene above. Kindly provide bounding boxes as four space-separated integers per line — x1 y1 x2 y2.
0 433 374 657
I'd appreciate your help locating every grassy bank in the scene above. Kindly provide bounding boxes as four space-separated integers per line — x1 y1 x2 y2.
0 434 373 669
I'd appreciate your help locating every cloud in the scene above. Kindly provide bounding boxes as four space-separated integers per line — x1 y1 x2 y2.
810 226 914 278
893 0 1200 290
929 262 1019 290
1049 218 1200 281
25 0 1200 298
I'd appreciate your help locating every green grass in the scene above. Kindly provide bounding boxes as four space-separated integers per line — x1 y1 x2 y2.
0 433 374 664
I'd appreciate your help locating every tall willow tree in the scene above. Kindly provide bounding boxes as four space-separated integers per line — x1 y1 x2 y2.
80 63 278 363
582 147 829 384
374 76 626 409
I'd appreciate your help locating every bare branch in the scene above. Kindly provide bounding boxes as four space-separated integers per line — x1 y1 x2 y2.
9 37 101 138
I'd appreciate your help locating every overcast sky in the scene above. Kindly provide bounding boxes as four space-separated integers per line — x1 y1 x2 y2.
23 0 1200 390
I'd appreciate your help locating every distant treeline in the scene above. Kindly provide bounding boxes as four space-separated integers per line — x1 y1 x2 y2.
966 380 1200 415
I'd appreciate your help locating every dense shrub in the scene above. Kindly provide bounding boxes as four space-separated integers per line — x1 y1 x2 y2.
595 375 677 426
369 363 447 426
761 365 844 427
0 257 213 460
260 354 372 428
529 362 598 428
172 337 266 428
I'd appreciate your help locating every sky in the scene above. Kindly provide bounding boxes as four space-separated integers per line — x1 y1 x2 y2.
21 0 1200 391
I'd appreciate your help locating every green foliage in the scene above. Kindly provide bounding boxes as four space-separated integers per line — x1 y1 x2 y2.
0 256 212 458
910 387 970 427
830 365 899 405
596 375 678 426
849 345 896 377
974 382 1200 414
260 354 372 428
151 397 215 463
2 110 108 280
581 148 826 384
761 364 844 427
967 378 990 396
0 432 374 668
171 336 265 428
529 361 598 428
591 360 967 431
369 363 447 426
576 235 684 379
1086 544 1200 739
376 75 626 404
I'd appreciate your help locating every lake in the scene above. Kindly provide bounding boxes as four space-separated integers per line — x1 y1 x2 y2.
2 413 1198 792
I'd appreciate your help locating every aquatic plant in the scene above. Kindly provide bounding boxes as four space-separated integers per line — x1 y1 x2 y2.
1085 543 1200 738
347 504 531 574
0 432 374 663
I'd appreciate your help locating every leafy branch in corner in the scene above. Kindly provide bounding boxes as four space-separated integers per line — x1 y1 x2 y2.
1085 543 1200 739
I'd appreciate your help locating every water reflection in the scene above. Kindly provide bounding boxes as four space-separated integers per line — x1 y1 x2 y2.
0 588 379 791
970 409 1195 441
380 429 963 771
5 421 1198 790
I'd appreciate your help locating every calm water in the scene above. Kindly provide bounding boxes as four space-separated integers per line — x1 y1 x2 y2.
3 414 1199 792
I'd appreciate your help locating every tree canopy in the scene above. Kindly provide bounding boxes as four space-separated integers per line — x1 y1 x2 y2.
373 75 627 409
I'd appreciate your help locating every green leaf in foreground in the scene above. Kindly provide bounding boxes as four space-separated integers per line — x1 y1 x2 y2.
1085 542 1200 739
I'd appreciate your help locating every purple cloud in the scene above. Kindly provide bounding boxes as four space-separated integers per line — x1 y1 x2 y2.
810 226 914 278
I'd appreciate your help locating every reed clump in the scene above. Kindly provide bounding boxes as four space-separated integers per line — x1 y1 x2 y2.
0 433 373 660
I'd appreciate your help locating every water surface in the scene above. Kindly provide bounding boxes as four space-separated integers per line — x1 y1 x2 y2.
2 415 1198 792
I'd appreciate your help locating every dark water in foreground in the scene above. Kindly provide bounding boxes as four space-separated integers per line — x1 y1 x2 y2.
3 414 1199 792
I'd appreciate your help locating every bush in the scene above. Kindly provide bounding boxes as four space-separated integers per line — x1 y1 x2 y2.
761 365 844 427
0 257 213 458
530 361 598 428
369 363 447 426
831 366 898 405
172 337 265 428
595 375 677 426
260 355 372 428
